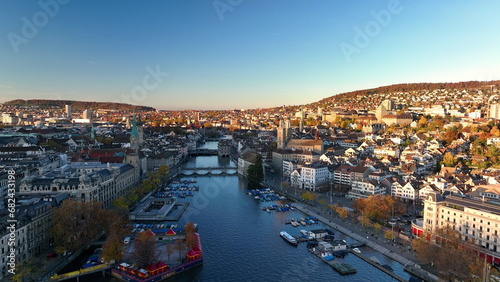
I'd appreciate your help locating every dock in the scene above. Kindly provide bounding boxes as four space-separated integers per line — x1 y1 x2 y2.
350 250 406 282
308 248 356 275
331 262 357 275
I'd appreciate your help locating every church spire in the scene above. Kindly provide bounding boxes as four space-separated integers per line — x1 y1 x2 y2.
131 112 139 139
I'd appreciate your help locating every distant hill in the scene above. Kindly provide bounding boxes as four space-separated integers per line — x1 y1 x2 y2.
314 80 500 107
2 99 155 112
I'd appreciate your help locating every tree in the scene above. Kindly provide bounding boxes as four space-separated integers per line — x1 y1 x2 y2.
373 223 381 232
51 200 103 251
184 222 198 250
337 207 349 219
330 203 348 219
134 231 157 268
353 195 405 222
112 195 129 210
411 226 492 281
10 260 36 282
101 233 124 263
442 152 457 167
417 116 428 128
441 128 459 146
165 242 175 262
384 230 395 240
490 126 500 137
411 231 438 265
247 154 263 189
359 214 371 227
99 209 130 238
301 191 318 202
175 238 187 261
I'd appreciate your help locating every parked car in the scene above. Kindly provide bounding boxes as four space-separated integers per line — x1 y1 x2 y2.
46 252 57 260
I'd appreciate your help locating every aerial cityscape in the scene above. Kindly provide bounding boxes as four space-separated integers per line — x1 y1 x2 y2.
2 1 500 282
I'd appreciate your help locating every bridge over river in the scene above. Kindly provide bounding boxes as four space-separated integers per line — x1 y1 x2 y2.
180 166 238 176
188 148 218 156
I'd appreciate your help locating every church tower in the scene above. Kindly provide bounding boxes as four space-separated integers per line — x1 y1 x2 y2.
277 119 287 149
130 114 139 152
375 104 388 122
299 109 305 132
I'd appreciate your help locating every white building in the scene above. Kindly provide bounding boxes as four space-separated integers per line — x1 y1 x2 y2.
237 152 257 177
392 181 418 201
348 179 385 199
423 192 500 254
331 165 353 187
282 160 298 176
291 162 329 191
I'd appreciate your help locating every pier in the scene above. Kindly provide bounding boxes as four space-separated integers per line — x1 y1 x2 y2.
308 248 356 275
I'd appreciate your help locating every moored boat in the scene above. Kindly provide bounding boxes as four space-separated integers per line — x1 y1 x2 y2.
279 231 298 246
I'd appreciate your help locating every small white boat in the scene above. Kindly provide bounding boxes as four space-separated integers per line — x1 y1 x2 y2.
300 221 307 226
352 248 361 253
291 221 299 227
254 196 260 200
321 251 333 258
266 208 270 213
300 230 308 236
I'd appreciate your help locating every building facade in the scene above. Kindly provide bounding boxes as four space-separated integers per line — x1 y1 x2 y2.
19 163 137 208
423 192 500 254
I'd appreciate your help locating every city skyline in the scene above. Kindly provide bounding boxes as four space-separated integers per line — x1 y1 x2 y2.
1 0 500 110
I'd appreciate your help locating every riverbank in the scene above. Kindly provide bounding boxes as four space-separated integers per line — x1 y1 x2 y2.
293 203 439 282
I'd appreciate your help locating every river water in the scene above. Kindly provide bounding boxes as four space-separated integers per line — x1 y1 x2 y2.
64 141 416 281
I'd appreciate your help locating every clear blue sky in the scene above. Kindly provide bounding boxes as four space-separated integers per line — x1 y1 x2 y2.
1 0 499 110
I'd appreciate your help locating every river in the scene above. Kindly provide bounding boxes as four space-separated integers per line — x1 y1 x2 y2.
62 141 416 281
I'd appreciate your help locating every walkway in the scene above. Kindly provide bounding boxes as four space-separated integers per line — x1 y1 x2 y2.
50 263 111 281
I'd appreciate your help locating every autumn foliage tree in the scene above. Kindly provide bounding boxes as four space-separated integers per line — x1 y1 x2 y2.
134 231 157 268
51 200 104 252
301 191 319 202
411 226 498 281
101 233 125 263
100 209 131 262
329 203 349 219
184 222 198 250
353 195 405 222
442 152 457 167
